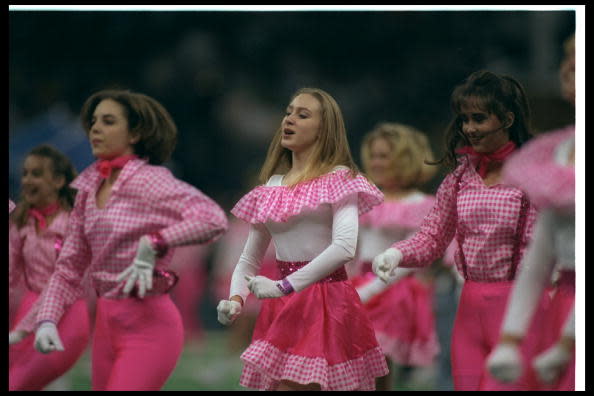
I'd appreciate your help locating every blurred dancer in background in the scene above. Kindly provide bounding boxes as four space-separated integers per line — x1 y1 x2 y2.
13 89 228 390
9 144 91 391
372 70 540 390
217 87 388 390
350 122 441 390
487 33 576 391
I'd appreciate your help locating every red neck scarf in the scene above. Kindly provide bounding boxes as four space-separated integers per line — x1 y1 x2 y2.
29 201 60 230
97 154 137 179
456 141 517 178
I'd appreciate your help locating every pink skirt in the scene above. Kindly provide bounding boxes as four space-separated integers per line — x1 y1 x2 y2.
352 270 440 366
239 261 388 391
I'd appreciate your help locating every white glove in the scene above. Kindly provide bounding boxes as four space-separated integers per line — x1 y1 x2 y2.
216 300 242 326
9 329 29 345
34 322 64 354
372 247 403 283
486 343 523 383
532 342 572 384
245 275 284 299
116 236 157 298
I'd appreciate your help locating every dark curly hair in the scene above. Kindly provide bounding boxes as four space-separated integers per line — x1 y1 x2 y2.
12 144 78 229
80 89 178 165
432 70 533 171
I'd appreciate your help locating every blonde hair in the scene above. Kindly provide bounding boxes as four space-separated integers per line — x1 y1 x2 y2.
360 122 437 189
259 87 358 186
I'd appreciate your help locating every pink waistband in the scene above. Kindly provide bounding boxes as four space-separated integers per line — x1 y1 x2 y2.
276 260 348 283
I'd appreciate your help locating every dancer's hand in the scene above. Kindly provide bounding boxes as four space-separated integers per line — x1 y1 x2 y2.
372 248 402 283
216 300 242 325
8 329 29 345
532 341 572 384
246 275 284 299
486 342 523 383
34 322 64 354
116 236 157 298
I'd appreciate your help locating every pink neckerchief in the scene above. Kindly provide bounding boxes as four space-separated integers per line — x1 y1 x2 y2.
456 141 516 178
29 201 60 230
96 154 138 179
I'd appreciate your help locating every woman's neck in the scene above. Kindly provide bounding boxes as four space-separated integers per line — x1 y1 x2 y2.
381 186 419 201
286 150 313 183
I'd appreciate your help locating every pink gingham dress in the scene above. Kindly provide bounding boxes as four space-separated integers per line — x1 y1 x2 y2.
394 155 537 282
231 168 388 391
352 196 441 366
33 158 228 328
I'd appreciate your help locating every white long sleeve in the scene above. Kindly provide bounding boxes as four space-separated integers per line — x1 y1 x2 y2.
229 222 272 302
500 209 557 336
285 195 358 292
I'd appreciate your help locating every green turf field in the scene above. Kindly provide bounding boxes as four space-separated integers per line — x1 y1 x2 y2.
43 329 436 391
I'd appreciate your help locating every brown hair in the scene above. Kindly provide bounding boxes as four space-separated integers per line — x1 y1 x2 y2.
258 87 358 185
360 122 437 189
80 89 177 165
12 144 78 229
435 70 533 171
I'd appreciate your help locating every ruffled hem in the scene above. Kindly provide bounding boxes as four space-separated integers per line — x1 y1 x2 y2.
359 196 435 229
239 340 388 390
231 169 383 224
503 126 575 210
375 331 441 367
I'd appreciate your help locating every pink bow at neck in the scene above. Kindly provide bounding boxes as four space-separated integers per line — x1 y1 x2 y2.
29 201 60 230
456 141 516 178
97 155 137 179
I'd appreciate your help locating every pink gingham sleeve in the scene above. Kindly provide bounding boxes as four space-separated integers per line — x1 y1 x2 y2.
139 167 228 247
9 221 25 295
393 165 464 268
33 191 93 328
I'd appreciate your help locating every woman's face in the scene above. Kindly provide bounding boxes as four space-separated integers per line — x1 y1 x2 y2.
21 155 63 208
88 99 138 160
459 104 512 153
280 93 322 157
367 137 396 188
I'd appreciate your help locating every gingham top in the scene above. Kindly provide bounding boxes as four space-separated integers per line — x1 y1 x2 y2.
9 210 69 295
357 193 435 263
34 158 228 326
231 167 383 224
502 125 575 211
394 156 537 282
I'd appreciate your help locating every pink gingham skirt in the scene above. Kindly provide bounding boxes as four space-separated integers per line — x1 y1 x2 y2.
239 261 388 390
351 269 440 366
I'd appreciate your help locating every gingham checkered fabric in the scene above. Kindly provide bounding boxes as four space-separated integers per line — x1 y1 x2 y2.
10 211 70 332
9 211 69 295
239 340 388 391
359 194 436 230
394 156 537 282
231 168 383 224
9 199 15 213
35 159 228 326
502 125 575 211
